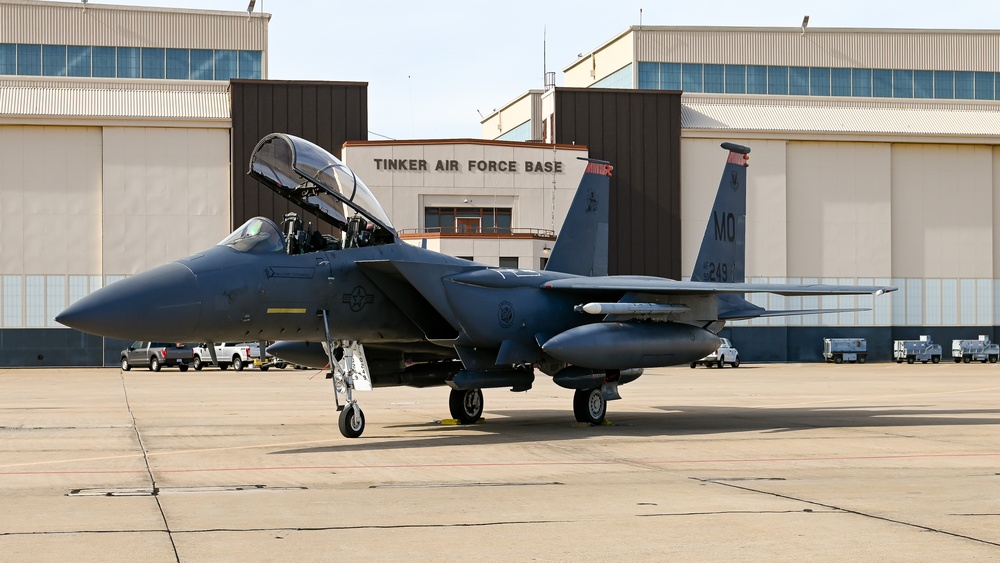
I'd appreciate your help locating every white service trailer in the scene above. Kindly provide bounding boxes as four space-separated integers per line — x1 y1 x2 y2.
952 335 999 363
894 335 942 364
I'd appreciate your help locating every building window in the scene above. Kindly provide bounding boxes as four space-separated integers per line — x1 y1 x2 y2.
662 63 681 90
724 65 745 93
17 44 41 76
239 50 262 79
810 67 831 96
975 71 994 100
831 68 851 96
425 207 512 234
117 47 140 78
873 69 892 97
913 70 933 98
852 68 872 96
499 257 519 268
934 70 954 99
166 49 189 79
93 46 116 77
704 64 724 93
0 44 14 74
191 49 213 80
893 69 913 98
141 47 165 79
215 50 238 80
681 63 703 92
789 67 809 95
637 61 659 89
767 66 788 95
747 65 767 94
955 71 974 99
42 44 66 76
68 46 91 77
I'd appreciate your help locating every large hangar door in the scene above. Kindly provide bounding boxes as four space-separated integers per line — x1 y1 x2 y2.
102 127 231 275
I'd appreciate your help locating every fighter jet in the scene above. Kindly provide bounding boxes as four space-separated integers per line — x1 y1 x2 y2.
57 133 895 438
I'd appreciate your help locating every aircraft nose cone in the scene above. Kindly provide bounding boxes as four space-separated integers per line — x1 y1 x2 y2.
56 262 202 341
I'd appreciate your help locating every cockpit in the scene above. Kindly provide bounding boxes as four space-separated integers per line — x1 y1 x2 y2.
246 133 396 253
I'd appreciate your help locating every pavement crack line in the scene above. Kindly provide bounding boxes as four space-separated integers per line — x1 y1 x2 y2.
695 478 1000 549
0 520 569 537
120 374 181 563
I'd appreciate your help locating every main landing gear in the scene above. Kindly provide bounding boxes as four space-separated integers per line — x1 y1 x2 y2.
573 388 607 425
448 388 484 424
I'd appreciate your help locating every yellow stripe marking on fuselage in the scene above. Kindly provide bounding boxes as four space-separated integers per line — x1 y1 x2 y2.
266 308 307 314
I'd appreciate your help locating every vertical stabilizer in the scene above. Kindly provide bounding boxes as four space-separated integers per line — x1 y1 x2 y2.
544 159 613 276
690 143 750 283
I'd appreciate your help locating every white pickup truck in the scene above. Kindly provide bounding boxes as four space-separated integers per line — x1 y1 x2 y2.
192 342 274 371
690 337 740 368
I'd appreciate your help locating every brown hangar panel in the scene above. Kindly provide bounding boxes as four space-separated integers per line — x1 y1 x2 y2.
553 88 682 279
230 80 369 232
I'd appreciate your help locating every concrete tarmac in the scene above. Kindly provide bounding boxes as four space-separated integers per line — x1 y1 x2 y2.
1 362 1000 562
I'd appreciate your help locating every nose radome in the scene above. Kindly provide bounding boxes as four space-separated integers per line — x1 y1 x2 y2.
56 262 202 341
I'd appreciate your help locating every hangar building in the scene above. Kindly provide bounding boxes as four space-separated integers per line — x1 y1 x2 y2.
484 26 1000 359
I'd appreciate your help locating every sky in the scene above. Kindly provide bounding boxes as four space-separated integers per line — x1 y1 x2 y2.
63 0 1000 139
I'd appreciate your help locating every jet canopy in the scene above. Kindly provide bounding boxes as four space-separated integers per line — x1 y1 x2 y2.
248 133 394 233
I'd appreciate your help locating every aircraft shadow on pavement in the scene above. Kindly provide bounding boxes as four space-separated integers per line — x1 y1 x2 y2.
272 404 1000 454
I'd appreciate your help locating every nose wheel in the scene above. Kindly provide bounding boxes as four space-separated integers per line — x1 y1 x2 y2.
338 401 365 438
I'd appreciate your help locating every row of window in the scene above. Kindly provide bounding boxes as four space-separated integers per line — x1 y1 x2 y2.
0 43 262 81
637 61 1000 101
424 207 513 234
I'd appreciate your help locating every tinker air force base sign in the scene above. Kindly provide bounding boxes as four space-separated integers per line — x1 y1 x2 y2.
373 158 565 173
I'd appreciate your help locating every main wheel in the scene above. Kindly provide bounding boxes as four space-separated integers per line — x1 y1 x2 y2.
732 355 740 368
179 365 189 372
449 389 484 424
573 388 607 425
338 402 365 438
260 365 269 371
150 356 161 372
219 363 229 371
193 355 203 371
121 357 131 371
690 363 697 369
233 356 244 371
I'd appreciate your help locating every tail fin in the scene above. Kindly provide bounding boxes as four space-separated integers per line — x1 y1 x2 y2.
690 142 750 283
544 159 612 276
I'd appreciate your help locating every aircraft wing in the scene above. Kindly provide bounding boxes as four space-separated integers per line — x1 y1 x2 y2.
542 276 896 296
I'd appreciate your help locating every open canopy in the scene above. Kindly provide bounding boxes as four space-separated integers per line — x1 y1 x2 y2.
248 133 394 232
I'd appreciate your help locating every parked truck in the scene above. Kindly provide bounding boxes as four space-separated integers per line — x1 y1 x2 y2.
894 335 942 364
951 335 999 363
192 342 283 371
120 342 194 372
823 338 867 364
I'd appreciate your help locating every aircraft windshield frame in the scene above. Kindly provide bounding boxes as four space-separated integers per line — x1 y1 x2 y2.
218 217 285 253
248 133 394 232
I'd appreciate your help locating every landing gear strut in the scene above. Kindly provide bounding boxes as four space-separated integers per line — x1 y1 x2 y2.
323 310 372 438
449 388 484 424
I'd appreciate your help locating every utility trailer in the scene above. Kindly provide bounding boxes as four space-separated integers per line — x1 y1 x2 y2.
951 335 999 363
894 335 942 364
823 338 867 364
